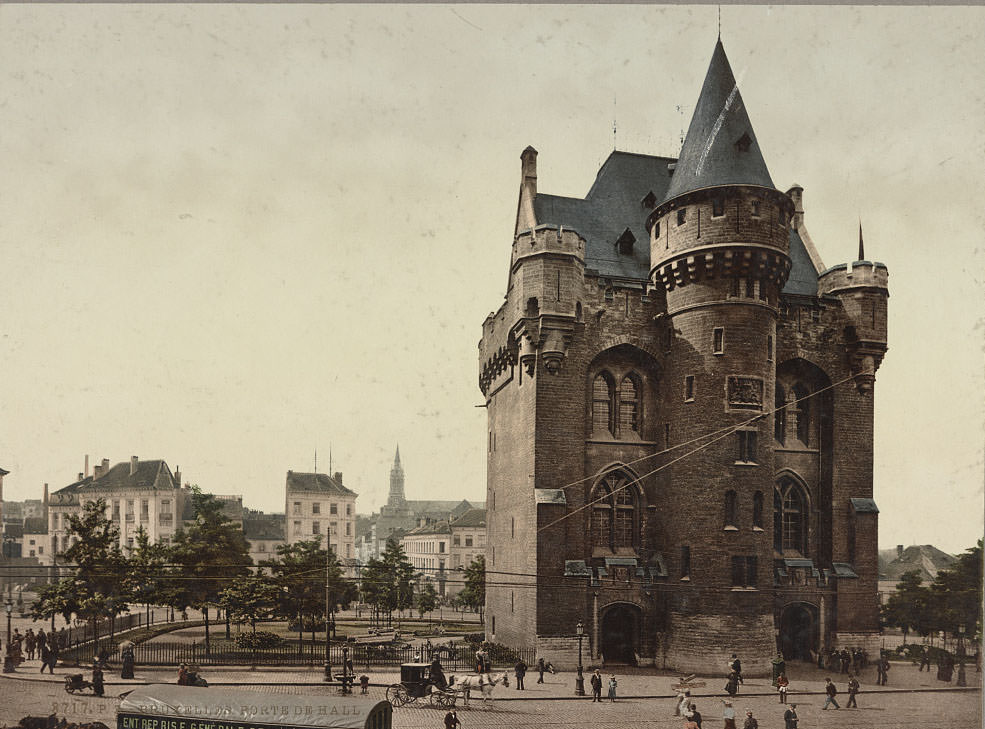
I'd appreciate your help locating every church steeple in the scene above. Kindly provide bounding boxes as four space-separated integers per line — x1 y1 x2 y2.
387 445 406 508
662 39 775 205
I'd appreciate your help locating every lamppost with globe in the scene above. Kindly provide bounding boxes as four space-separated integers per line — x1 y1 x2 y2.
574 621 585 696
957 624 967 687
3 598 13 673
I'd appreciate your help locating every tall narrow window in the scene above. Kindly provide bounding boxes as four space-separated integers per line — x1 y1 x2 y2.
664 423 671 449
677 208 687 226
724 490 738 528
712 197 725 217
745 277 755 298
680 546 691 579
713 328 725 354
613 487 636 548
591 472 639 552
774 478 808 555
753 491 764 529
793 383 811 444
685 375 695 402
737 430 757 463
592 373 614 436
774 384 786 444
731 555 758 587
618 375 641 436
591 483 612 548
767 335 774 362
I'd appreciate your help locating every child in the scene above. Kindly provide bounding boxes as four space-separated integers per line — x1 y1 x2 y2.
607 675 617 702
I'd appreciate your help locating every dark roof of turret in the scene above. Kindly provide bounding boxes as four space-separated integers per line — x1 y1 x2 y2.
663 39 775 204
783 228 819 296
533 151 676 280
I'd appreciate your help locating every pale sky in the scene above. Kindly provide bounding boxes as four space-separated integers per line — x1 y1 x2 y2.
0 5 982 554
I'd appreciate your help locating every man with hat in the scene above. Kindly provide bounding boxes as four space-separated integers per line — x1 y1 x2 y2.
783 704 799 729
742 709 758 729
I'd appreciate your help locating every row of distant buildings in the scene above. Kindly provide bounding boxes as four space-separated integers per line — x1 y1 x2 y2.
0 448 485 599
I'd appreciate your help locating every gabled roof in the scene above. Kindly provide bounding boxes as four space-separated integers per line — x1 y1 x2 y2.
663 39 775 204
450 508 486 529
285 471 357 497
79 460 177 493
406 520 451 536
534 151 676 281
50 476 94 505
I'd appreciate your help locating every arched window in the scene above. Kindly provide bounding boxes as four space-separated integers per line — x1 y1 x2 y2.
724 490 738 528
618 374 641 437
753 491 764 529
590 472 639 552
592 373 614 436
774 478 808 555
792 383 810 445
774 383 786 444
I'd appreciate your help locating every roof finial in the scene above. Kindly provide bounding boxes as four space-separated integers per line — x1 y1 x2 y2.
314 448 317 474
858 219 865 261
613 93 618 151
718 5 721 40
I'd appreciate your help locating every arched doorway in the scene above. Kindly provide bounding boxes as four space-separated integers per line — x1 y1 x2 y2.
600 604 639 665
779 603 817 661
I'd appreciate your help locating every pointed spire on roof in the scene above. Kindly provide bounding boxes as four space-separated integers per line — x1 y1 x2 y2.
394 444 401 466
662 39 776 205
858 220 865 261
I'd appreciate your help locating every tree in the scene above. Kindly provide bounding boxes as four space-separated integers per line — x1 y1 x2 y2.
219 572 280 633
127 526 169 627
881 570 927 643
416 582 438 621
360 539 415 627
170 488 252 651
32 578 80 630
927 540 983 641
59 498 130 642
267 538 330 656
458 555 485 622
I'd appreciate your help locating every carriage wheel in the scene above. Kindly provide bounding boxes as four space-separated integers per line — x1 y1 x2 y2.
386 684 410 707
431 691 456 708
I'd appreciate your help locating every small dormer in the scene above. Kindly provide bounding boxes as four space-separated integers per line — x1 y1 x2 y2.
641 191 657 210
615 227 636 255
734 131 752 153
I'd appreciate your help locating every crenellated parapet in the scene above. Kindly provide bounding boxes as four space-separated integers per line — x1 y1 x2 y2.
818 261 889 393
652 245 791 293
511 225 586 273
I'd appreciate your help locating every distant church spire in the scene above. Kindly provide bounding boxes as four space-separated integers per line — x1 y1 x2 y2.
858 220 865 261
388 445 406 508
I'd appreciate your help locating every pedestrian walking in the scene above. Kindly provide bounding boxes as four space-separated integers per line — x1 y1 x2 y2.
822 678 839 710
729 654 744 684
918 646 931 672
724 671 739 697
840 649 850 674
536 657 546 683
590 669 603 702
607 674 617 702
676 690 692 717
57 627 67 651
776 673 789 703
37 628 47 653
513 658 527 690
742 709 758 729
720 699 736 729
25 629 36 660
782 704 799 729
879 656 890 685
91 660 105 697
846 674 859 708
685 703 703 728
443 709 461 729
39 643 54 674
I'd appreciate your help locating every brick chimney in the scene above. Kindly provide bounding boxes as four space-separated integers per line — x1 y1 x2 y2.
130 456 138 476
174 465 181 488
897 545 904 559
85 454 89 477
334 472 343 485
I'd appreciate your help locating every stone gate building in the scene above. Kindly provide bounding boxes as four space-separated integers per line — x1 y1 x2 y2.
478 40 888 674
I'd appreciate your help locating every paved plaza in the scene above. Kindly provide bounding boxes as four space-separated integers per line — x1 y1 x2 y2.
0 656 980 729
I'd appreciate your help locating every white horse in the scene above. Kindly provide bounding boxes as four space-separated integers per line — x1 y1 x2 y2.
450 671 509 708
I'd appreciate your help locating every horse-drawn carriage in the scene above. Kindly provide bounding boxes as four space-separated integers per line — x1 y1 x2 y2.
385 663 458 708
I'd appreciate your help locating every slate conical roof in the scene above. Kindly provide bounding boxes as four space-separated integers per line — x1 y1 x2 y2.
663 39 775 204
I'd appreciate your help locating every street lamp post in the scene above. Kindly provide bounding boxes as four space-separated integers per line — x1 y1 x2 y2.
324 563 333 682
3 599 13 673
957 624 967 687
574 621 585 696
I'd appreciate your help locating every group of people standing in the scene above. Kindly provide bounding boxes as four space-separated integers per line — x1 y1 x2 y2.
589 668 618 702
2 626 65 673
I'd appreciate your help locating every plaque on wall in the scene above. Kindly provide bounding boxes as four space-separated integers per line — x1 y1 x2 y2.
726 376 764 411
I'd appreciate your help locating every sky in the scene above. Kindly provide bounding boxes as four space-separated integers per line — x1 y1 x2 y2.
0 5 982 555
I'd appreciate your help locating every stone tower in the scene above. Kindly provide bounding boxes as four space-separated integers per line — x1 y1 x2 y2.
646 39 794 670
479 38 888 675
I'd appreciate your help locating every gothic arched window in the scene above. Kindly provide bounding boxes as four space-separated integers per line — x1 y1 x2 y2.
590 472 640 552
618 374 641 437
592 372 614 436
774 478 808 555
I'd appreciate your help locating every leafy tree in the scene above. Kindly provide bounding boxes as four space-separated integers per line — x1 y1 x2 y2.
127 526 169 626
59 498 130 641
881 570 927 642
458 555 485 622
219 572 280 633
360 539 415 626
416 582 438 620
927 540 983 641
266 538 330 655
32 578 80 631
170 488 252 651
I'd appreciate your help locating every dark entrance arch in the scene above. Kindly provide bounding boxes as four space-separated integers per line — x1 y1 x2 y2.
779 603 817 661
600 604 639 665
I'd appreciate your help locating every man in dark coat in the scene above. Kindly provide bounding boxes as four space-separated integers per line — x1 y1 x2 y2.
513 659 527 690
590 669 603 702
846 674 860 708
430 657 447 690
91 660 105 697
536 657 546 683
783 704 799 729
